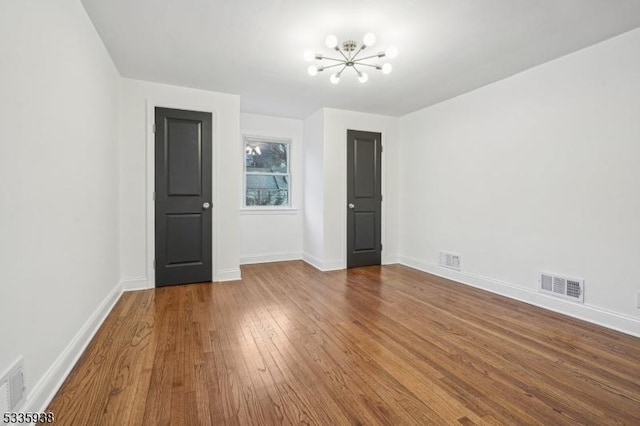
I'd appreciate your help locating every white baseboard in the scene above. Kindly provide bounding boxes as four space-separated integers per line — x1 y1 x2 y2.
398 255 640 338
120 276 149 291
215 268 242 282
302 253 345 271
302 252 324 270
383 254 401 265
22 281 123 413
322 259 345 271
240 251 302 265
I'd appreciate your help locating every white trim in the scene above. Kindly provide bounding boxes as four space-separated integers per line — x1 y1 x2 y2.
215 269 242 282
120 277 149 291
240 251 302 265
303 252 324 270
398 255 640 338
382 254 401 265
239 208 299 215
322 259 345 271
146 100 219 286
302 253 345 271
22 282 122 413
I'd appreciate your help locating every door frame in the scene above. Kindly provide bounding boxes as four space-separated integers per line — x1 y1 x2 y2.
145 100 218 287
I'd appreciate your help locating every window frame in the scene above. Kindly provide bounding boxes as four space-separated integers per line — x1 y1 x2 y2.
242 135 293 210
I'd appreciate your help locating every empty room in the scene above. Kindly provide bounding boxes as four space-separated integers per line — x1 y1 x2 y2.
2 0 640 424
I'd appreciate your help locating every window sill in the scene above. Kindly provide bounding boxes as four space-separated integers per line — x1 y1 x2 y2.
240 208 299 216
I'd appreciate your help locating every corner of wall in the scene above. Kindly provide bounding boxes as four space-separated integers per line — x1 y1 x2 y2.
302 253 344 271
120 277 150 291
215 268 242 282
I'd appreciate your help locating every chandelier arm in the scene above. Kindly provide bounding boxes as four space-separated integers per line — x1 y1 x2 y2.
335 47 350 61
355 53 382 61
352 62 379 68
320 62 346 70
350 45 367 61
321 56 347 62
337 64 347 76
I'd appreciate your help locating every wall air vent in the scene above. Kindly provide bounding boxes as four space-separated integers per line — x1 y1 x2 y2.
539 271 584 303
0 380 9 417
439 251 461 271
0 357 25 413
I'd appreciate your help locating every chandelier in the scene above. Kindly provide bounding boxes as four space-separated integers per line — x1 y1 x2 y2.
304 33 397 84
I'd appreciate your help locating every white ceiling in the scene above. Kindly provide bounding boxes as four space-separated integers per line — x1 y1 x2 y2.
81 0 640 118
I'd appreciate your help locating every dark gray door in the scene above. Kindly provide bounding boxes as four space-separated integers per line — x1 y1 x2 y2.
347 129 382 268
155 107 212 286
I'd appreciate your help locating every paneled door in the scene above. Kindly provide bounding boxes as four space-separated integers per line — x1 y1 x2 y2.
347 129 382 268
155 107 212 286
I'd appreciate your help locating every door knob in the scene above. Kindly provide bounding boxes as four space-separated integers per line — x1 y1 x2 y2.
203 202 211 210
348 203 355 209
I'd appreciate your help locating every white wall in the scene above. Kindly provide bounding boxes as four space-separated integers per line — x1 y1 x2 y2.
239 113 304 264
0 0 120 409
119 78 241 285
302 109 325 267
399 28 640 335
323 109 400 269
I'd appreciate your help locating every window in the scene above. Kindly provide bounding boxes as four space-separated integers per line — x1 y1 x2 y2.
243 136 291 207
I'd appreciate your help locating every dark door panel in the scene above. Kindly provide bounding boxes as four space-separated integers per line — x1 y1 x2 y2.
155 107 212 286
167 119 203 195
347 130 382 268
354 212 376 251
165 214 203 265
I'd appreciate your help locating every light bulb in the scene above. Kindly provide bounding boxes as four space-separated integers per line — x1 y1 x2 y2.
325 34 338 49
303 50 315 62
308 65 318 76
358 72 369 83
363 32 376 47
330 73 340 84
382 63 392 74
385 46 398 59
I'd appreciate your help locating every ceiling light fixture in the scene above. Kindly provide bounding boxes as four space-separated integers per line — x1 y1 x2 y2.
304 33 397 84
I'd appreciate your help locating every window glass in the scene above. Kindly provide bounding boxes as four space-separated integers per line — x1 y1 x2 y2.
245 141 288 174
244 138 290 207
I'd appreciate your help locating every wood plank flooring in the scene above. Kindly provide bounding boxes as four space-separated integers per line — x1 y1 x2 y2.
46 261 640 425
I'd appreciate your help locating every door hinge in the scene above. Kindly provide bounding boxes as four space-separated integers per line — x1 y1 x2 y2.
381 194 383 202
153 124 156 133
381 145 383 153
380 244 383 251
153 191 156 201
153 259 156 269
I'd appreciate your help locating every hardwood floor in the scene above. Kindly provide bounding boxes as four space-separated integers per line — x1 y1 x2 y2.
46 261 640 425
